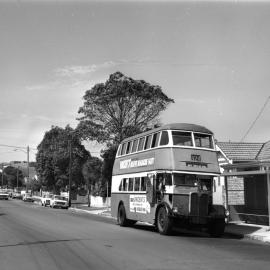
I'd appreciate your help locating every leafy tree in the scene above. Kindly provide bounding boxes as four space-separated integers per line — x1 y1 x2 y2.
77 72 174 193
2 166 23 188
36 125 89 193
77 71 174 145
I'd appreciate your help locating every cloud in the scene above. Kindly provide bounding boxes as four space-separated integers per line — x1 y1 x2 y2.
54 61 118 78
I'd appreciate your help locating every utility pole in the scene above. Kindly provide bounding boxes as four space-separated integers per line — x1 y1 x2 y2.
1 165 4 188
17 167 19 190
68 140 72 207
27 146 29 192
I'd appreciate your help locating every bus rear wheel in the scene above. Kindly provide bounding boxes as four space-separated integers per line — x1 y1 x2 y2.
157 206 173 235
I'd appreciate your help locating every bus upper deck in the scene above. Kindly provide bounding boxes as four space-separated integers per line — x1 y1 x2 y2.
113 123 220 177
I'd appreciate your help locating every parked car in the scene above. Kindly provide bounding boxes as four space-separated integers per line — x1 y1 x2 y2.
41 194 53 207
12 192 23 200
50 195 68 209
0 191 9 200
22 193 34 202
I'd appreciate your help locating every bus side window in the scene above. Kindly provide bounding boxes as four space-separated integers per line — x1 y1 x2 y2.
128 178 134 191
144 135 152 150
126 141 132 154
131 139 139 153
138 137 145 151
140 177 146 191
121 143 127 155
160 131 169 146
134 177 140 191
151 132 161 148
122 178 127 191
165 174 172 185
117 144 122 156
119 179 123 191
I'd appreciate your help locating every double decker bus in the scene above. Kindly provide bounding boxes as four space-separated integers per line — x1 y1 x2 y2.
111 123 226 236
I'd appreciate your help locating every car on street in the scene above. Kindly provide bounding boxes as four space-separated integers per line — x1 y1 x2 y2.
0 190 9 200
50 195 68 209
22 193 34 202
12 192 23 200
41 194 53 207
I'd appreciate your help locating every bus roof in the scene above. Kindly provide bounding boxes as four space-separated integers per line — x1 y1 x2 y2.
121 123 213 143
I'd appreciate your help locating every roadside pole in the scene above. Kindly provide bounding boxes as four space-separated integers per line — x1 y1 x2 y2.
68 140 72 207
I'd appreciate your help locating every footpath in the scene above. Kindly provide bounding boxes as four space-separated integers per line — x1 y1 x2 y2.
69 203 270 244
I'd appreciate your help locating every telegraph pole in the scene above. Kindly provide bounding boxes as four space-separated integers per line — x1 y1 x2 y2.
68 140 72 207
27 146 29 192
1 165 3 188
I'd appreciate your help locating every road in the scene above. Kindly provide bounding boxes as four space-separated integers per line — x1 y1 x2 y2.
0 199 269 270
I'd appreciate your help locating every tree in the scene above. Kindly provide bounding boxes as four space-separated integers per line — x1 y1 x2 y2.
77 72 174 193
77 71 174 145
2 166 23 188
82 156 103 206
36 125 89 193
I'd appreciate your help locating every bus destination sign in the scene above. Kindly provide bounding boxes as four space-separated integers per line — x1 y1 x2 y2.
120 157 155 170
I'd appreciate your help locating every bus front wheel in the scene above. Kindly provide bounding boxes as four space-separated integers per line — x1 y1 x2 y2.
208 218 225 237
118 204 134 227
156 206 173 235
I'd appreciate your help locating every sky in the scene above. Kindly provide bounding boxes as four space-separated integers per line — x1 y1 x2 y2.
0 0 270 162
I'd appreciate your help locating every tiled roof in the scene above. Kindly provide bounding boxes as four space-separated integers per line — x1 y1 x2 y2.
256 140 270 161
217 142 264 162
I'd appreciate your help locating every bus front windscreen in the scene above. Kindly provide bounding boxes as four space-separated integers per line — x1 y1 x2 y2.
173 174 197 186
194 133 213 149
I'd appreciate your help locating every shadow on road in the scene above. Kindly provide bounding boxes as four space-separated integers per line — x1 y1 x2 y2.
131 222 243 240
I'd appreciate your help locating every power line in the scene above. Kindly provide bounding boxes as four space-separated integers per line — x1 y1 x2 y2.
241 96 270 142
0 144 37 151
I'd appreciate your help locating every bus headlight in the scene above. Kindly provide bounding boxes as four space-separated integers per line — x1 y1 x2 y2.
172 207 178 213
225 209 230 217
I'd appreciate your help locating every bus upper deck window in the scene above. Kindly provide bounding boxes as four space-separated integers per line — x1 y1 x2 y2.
121 143 127 155
144 135 152 150
172 131 192 146
194 133 213 149
138 137 145 151
160 131 169 146
126 141 132 154
117 145 122 156
131 139 139 153
151 132 161 148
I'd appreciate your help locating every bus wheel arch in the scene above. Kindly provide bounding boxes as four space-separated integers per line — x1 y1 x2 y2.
117 202 136 227
155 203 173 235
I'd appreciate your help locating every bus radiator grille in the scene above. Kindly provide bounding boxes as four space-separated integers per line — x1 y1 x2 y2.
190 193 209 217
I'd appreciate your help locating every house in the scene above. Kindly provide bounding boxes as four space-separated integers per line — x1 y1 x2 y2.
215 141 270 226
